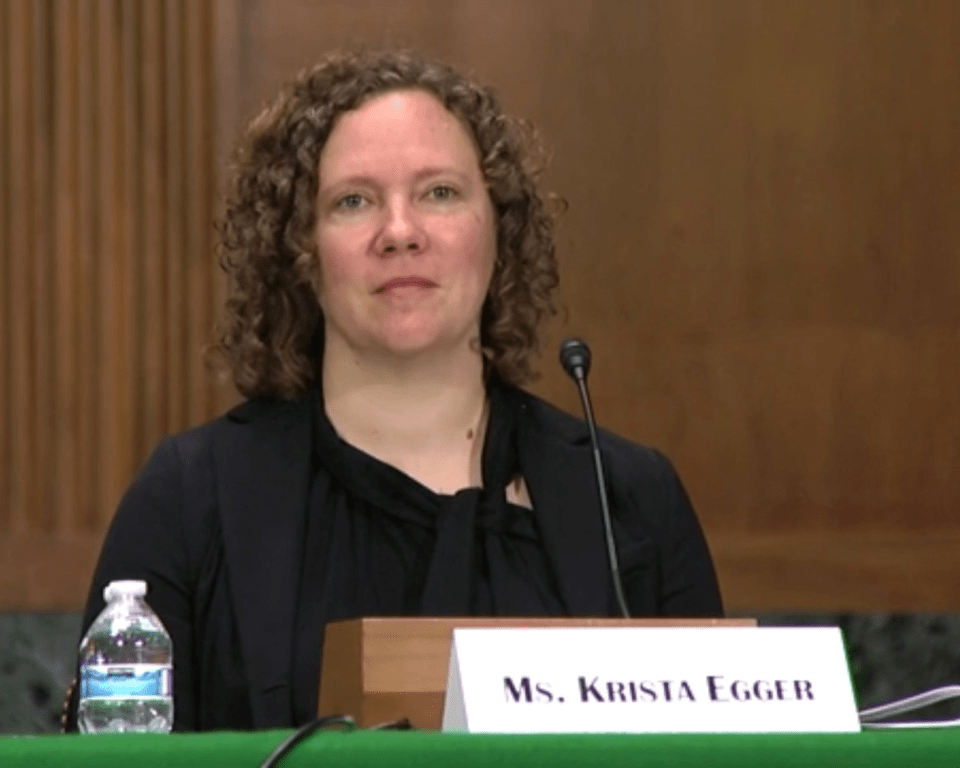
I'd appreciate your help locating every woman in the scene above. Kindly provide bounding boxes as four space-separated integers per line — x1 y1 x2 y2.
69 49 722 732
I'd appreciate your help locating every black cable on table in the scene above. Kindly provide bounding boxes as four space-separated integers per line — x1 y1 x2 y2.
259 715 356 768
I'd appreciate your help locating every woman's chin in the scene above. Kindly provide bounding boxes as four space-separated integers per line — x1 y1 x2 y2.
376 337 448 360
371 328 471 362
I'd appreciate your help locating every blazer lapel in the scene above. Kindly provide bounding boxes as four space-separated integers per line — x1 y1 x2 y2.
214 395 312 728
513 396 611 616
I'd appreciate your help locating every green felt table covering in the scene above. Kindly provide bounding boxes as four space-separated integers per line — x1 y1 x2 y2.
2 728 959 767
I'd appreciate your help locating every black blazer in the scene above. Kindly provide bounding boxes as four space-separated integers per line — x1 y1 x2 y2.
69 385 721 731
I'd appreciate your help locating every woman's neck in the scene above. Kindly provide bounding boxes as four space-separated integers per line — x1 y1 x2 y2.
321 338 489 492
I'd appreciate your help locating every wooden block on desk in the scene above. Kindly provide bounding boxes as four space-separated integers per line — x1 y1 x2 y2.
318 616 755 730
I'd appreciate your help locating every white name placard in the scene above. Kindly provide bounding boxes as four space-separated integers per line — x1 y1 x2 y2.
442 627 860 734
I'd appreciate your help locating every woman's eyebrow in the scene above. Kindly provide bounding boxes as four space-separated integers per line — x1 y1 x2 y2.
412 166 470 182
321 167 471 192
319 174 378 191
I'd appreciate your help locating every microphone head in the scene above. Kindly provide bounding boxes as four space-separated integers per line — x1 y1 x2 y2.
559 338 591 380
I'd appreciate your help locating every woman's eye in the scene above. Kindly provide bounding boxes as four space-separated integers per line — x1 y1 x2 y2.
427 185 457 201
335 193 366 210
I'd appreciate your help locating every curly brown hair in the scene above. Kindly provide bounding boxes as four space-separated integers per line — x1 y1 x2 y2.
213 48 561 399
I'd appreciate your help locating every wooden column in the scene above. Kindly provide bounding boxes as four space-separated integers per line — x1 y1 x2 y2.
0 0 224 610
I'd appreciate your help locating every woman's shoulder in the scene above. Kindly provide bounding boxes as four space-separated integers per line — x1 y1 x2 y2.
148 394 312 470
500 382 670 475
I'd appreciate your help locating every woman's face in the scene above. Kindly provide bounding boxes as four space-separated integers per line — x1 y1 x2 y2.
315 88 497 364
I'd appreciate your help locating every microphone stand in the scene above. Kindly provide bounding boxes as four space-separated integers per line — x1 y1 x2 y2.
560 339 631 619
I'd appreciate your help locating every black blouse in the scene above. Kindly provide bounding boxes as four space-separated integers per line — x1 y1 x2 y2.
290 382 565 722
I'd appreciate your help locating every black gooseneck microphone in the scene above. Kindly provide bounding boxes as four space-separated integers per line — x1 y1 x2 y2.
559 338 631 619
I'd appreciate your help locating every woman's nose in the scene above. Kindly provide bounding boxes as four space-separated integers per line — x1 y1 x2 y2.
375 199 427 255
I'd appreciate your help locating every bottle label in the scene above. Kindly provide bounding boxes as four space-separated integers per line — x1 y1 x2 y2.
80 663 172 698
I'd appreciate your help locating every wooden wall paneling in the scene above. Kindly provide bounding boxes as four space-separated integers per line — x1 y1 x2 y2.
164 0 186 431
213 0 960 611
1 0 220 609
654 2 960 607
1 0 957 610
121 0 145 461
95 0 134 526
210 0 242 416
0 0 105 610
212 0 242 179
184 0 215 426
0 0 11 536
7 0 36 536
141 0 168 447
53 0 81 535
235 0 448 123
712 531 960 612
31 0 56 534
75 0 101 533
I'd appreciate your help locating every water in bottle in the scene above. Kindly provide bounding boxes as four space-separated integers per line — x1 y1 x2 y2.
78 579 174 733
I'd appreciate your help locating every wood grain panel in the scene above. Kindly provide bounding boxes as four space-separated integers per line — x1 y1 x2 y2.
213 0 960 612
76 0 101 533
96 0 133 525
184 0 215 426
712 531 960 612
0 0 220 609
121 0 145 463
0 0 11 535
0 532 102 610
3 0 959 611
141 0 167 446
7 0 37 535
164 0 186 431
53 0 82 534
31 0 56 534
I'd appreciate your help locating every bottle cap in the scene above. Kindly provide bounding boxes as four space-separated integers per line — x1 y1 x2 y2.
103 579 148 601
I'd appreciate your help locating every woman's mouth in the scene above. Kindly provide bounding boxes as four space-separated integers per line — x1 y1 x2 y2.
375 276 438 293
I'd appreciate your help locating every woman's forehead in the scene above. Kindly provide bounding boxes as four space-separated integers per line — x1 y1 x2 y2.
318 89 483 181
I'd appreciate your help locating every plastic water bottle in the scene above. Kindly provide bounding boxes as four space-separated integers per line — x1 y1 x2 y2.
77 580 174 733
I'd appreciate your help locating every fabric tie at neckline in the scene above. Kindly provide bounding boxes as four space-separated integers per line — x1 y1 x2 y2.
311 380 532 615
